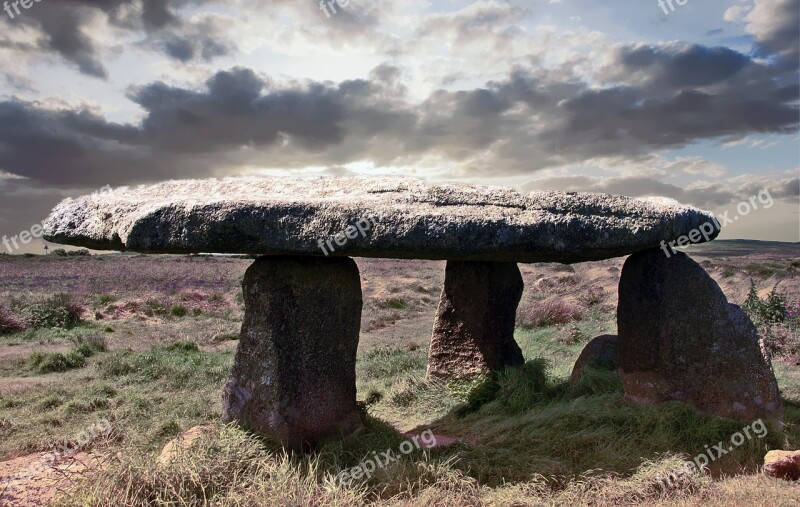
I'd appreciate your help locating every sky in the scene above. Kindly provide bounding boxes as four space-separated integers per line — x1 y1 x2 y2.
0 0 798 254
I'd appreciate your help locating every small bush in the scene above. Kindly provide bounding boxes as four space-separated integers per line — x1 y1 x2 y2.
0 306 27 334
29 350 86 374
70 334 107 357
743 280 787 324
170 305 188 317
145 299 168 316
361 347 427 380
577 286 605 307
212 332 239 343
28 335 105 374
51 248 90 257
95 294 117 306
165 341 199 353
24 293 83 329
517 298 583 328
379 298 409 310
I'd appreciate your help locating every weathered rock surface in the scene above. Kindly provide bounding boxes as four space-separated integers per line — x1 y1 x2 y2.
764 450 800 481
617 249 783 424
222 256 363 450
43 177 718 263
570 334 618 384
427 261 524 378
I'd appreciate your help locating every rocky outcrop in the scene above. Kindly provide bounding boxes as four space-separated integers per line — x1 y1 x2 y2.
427 261 524 379
617 250 783 424
222 256 363 450
43 177 718 263
570 334 618 384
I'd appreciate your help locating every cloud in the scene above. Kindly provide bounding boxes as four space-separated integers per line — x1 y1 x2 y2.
0 0 232 78
520 174 798 210
745 0 800 65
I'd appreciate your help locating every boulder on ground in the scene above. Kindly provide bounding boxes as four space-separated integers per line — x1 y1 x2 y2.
617 249 783 424
764 450 800 481
570 334 618 384
222 256 363 450
427 261 524 379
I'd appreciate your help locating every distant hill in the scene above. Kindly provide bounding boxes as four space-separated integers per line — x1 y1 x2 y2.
681 239 800 258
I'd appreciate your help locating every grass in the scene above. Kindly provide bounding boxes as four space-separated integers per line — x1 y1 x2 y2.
46 349 799 506
2 254 799 505
26 334 106 374
517 298 584 328
0 341 232 459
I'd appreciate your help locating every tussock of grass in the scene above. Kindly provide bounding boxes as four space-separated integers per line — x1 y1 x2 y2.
27 334 106 374
96 341 227 389
517 298 584 328
0 305 27 334
24 293 83 329
361 346 428 381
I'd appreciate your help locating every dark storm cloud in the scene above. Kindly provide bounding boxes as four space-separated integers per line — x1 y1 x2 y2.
0 43 797 188
0 0 797 186
0 0 230 78
620 45 751 87
0 66 416 186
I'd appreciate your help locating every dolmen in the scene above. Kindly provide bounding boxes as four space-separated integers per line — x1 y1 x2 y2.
42 177 784 450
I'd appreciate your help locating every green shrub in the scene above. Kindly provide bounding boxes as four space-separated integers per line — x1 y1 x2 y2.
743 280 787 324
165 341 199 353
379 298 409 310
95 342 228 389
95 294 117 306
24 293 83 329
361 346 427 380
70 334 107 357
170 305 188 317
145 299 168 316
27 334 106 374
28 350 87 374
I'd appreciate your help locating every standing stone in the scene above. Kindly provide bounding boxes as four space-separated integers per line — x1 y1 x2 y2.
617 249 783 424
570 334 618 384
222 256 363 450
427 261 525 379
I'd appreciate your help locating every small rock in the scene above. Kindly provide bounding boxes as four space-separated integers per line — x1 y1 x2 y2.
570 334 618 384
157 425 215 466
764 450 800 481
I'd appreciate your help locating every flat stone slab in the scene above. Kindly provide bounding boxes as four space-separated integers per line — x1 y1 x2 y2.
43 177 718 263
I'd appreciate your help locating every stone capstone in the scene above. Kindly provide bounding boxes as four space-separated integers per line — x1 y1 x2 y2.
43 177 719 263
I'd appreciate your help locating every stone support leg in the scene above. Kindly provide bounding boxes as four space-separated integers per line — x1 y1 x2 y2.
427 261 525 379
222 255 363 450
617 249 783 424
